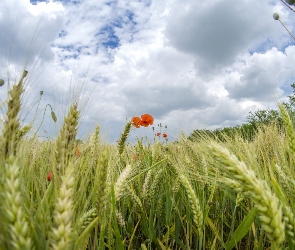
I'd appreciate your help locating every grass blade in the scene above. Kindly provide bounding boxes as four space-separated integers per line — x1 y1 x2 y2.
225 207 258 250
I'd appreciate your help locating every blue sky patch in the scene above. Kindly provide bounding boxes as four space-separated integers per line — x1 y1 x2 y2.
249 37 295 55
58 30 67 38
98 25 120 49
248 38 274 55
126 11 137 26
30 0 80 5
30 0 45 5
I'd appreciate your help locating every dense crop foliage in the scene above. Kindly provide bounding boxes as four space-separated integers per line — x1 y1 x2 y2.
0 71 295 250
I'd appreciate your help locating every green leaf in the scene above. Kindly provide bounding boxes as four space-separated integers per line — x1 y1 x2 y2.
225 207 258 250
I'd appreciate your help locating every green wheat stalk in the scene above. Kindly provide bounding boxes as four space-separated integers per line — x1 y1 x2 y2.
55 102 79 174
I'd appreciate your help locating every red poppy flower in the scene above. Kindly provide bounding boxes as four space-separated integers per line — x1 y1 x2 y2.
140 114 154 127
156 132 161 136
163 133 167 138
47 172 53 181
131 116 142 128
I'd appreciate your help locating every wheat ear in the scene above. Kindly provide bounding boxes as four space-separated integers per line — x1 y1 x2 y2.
178 173 203 235
77 208 97 231
117 121 131 156
209 142 285 246
279 103 295 167
94 125 100 144
2 70 27 159
282 205 295 244
50 164 75 250
149 168 164 199
126 185 143 210
142 169 152 199
55 103 79 173
114 165 132 201
115 209 126 227
2 157 32 249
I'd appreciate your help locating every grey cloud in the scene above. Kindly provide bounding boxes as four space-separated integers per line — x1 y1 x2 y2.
170 98 251 136
224 48 286 101
165 0 275 73
123 80 214 118
225 70 280 101
0 1 65 66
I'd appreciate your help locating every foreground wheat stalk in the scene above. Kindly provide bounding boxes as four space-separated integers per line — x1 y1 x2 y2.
209 142 285 247
2 70 28 159
2 157 32 249
50 164 75 250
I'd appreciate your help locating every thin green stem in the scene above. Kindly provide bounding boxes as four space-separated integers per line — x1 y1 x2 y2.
34 103 55 136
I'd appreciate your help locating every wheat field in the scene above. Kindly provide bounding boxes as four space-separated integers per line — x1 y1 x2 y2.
0 71 294 250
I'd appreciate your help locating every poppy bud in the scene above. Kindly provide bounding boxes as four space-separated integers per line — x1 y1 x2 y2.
47 172 53 181
0 79 4 86
51 111 57 123
273 13 280 20
22 70 28 78
40 91 43 96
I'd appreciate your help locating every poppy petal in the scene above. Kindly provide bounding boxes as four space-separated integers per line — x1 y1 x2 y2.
132 116 142 128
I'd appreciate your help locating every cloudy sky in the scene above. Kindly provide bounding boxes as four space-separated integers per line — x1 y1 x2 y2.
0 0 295 143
